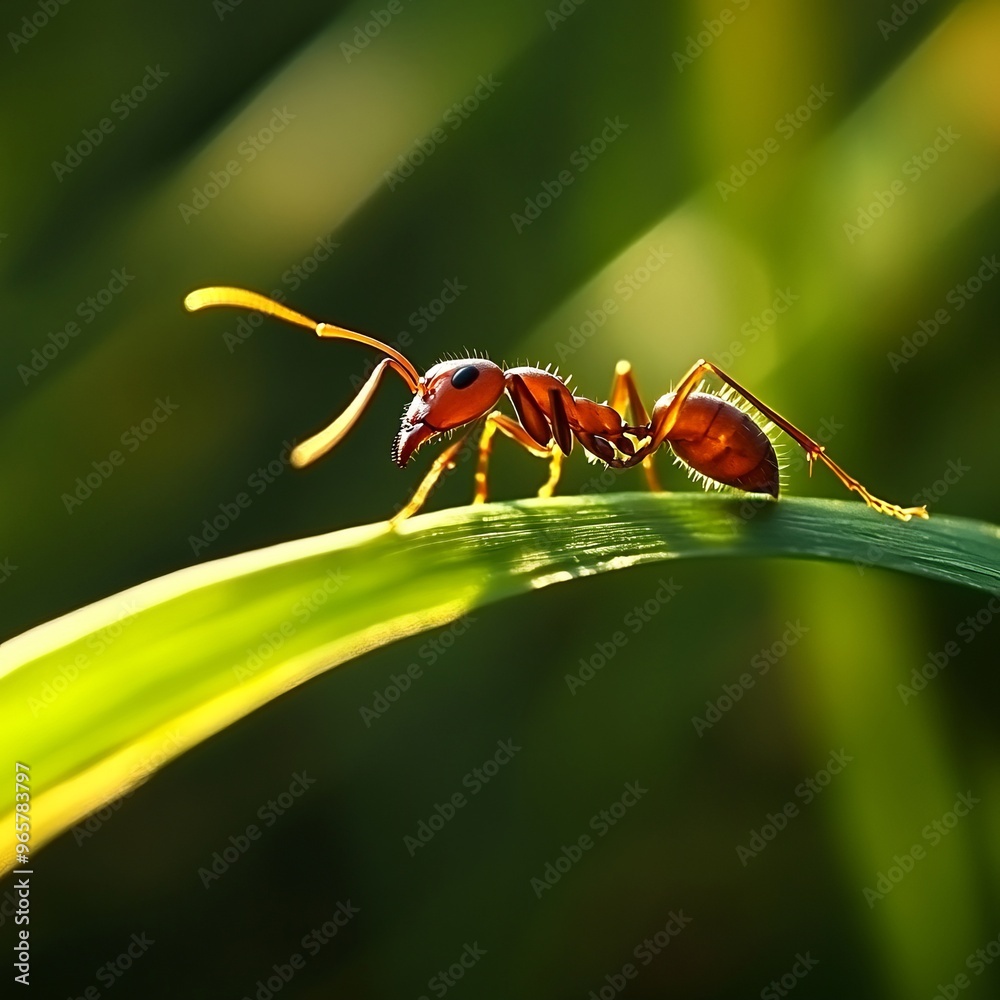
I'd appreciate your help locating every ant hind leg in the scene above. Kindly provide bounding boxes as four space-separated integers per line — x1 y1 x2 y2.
649 359 928 521
609 361 662 492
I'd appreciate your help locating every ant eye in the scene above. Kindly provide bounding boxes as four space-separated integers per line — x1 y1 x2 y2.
450 365 480 390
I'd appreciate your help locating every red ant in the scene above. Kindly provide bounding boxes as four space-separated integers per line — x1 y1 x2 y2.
185 286 928 524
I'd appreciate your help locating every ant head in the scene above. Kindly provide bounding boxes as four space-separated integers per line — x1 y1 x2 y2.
393 359 505 467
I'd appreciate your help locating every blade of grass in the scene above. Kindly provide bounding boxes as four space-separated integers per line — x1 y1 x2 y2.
2 493 998 872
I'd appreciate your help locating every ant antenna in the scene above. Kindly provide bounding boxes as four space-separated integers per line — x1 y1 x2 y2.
183 287 421 390
185 286 422 467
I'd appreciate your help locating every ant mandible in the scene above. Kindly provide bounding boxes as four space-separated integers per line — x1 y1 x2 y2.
184 286 928 525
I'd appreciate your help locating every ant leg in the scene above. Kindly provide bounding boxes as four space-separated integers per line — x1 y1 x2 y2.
291 358 395 468
390 434 470 526
609 360 662 492
609 360 650 422
473 415 501 503
474 412 560 504
538 448 564 498
649 360 928 521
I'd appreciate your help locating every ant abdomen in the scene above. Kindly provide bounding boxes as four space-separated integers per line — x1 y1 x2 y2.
656 391 780 497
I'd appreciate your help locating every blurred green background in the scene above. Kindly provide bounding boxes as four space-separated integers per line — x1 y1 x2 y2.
2 0 999 997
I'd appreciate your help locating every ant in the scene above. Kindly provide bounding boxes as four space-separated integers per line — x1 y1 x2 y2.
185 286 929 525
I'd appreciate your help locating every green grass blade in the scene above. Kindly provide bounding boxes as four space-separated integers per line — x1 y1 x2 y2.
2 493 998 871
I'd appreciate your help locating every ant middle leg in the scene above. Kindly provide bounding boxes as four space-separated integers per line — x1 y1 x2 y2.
474 411 562 504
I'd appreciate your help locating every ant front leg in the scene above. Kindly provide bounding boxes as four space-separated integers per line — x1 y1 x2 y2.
390 435 471 526
609 361 662 492
473 411 562 504
649 359 929 522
